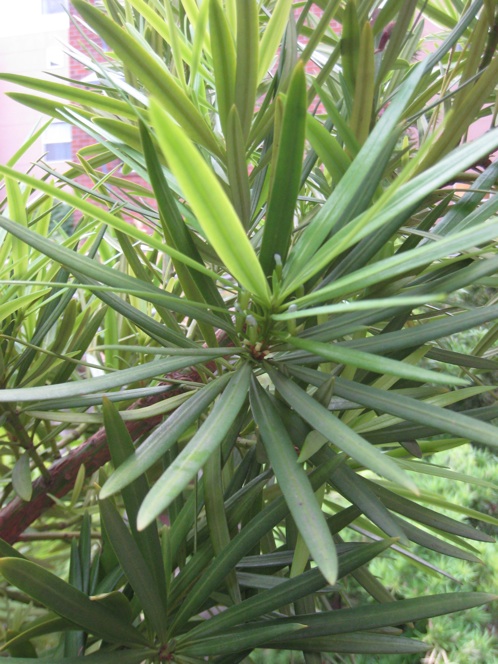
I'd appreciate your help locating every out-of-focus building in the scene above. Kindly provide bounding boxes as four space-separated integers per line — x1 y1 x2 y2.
0 0 71 171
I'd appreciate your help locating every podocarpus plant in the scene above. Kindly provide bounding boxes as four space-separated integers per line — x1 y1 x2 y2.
0 0 498 661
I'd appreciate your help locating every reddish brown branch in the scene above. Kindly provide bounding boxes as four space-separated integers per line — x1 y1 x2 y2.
0 402 160 544
0 373 200 544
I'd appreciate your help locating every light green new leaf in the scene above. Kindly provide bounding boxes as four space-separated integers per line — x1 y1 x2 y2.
250 376 338 585
126 0 204 76
286 336 468 387
306 114 351 183
5 176 28 278
0 167 225 287
12 453 32 502
258 0 293 83
268 368 418 494
291 126 498 297
137 364 252 530
0 558 150 647
0 289 51 324
0 73 137 118
150 100 270 303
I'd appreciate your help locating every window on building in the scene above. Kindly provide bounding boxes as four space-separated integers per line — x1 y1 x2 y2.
43 121 72 162
42 0 69 14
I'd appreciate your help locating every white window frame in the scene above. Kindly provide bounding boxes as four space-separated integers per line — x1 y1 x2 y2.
43 120 72 162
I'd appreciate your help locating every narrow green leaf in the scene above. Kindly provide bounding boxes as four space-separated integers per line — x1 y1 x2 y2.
0 354 217 402
333 376 498 450
5 118 52 168
274 294 446 320
349 21 375 145
340 0 360 93
268 633 429 655
0 652 155 664
126 0 205 77
5 176 28 278
102 398 167 605
138 120 204 266
275 592 498 639
339 303 498 355
269 368 418 494
188 0 210 86
370 482 493 542
1 615 71 653
100 373 231 498
286 130 498 299
259 61 307 276
306 114 351 183
185 538 394 642
139 120 227 333
204 448 241 604
163 0 187 91
169 456 344 633
376 0 418 84
179 623 305 657
149 99 271 303
0 539 25 559
313 82 360 156
99 498 168 640
226 106 251 228
286 335 468 387
235 0 259 140
250 377 338 585
137 365 252 529
0 558 150 647
0 289 51 321
395 458 498 492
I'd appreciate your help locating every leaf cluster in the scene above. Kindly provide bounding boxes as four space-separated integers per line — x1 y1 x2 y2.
0 0 498 661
